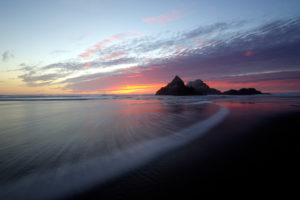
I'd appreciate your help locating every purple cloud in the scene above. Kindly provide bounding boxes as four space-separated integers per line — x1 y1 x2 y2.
16 17 300 93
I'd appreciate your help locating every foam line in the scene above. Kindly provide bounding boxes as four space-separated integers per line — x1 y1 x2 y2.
0 102 229 200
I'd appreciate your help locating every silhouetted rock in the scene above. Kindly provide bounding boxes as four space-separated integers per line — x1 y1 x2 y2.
223 88 262 95
156 76 197 96
187 79 221 95
156 76 264 96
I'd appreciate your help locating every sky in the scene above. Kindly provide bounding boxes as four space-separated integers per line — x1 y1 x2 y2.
1 0 300 94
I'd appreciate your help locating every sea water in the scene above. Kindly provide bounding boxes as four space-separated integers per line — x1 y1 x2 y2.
0 94 299 199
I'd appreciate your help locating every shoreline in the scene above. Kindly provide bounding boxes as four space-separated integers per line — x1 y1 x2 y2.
71 103 300 198
0 101 225 200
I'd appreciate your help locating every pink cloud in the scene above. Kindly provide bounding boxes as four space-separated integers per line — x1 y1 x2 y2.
104 52 126 60
206 79 300 93
143 9 186 26
79 54 90 58
86 49 97 53
195 39 208 43
92 35 122 50
245 51 255 56
78 31 144 59
84 62 91 68
196 40 215 48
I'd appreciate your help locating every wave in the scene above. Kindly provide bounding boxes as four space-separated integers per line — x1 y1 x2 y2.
1 93 299 102
0 101 228 200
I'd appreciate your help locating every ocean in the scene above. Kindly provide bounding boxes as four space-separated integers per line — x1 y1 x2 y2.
0 94 299 199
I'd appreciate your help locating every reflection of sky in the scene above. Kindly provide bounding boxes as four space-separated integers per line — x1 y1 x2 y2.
1 0 300 94
0 98 218 182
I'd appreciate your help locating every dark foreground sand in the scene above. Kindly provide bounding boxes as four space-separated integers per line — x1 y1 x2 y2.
69 102 300 199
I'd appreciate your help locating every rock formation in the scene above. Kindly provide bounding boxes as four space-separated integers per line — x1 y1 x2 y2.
155 76 264 96
223 88 262 95
155 76 197 96
187 79 221 95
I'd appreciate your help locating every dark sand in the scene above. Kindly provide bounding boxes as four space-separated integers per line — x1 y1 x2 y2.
70 102 300 199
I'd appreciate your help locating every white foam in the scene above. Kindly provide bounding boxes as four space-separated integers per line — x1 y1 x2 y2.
0 102 229 200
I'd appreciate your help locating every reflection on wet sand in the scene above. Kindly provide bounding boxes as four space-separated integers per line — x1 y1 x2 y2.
0 99 218 186
0 94 299 199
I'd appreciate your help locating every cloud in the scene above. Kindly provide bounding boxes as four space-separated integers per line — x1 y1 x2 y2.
104 52 126 61
244 51 255 56
69 17 300 93
143 9 187 26
73 35 86 41
205 70 300 92
51 50 70 55
42 62 83 72
18 71 69 87
78 31 144 59
16 17 300 93
19 56 138 87
210 70 300 84
78 53 90 58
18 63 35 72
183 21 245 39
2 50 14 62
42 57 136 72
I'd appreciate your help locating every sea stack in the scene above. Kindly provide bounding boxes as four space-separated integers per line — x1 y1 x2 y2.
155 76 196 96
223 88 262 95
156 76 264 96
187 79 221 95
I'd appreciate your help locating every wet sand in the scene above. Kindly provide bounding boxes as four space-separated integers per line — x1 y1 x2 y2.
71 102 300 199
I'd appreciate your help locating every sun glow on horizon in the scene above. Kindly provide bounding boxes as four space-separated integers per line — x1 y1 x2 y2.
1 1 300 94
109 84 164 94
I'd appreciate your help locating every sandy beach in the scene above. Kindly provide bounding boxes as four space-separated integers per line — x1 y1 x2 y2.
0 95 299 199
71 100 300 199
2 1 300 199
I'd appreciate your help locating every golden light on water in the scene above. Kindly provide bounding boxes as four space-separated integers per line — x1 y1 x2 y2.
110 84 165 94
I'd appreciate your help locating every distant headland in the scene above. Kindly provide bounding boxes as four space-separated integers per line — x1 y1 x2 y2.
155 75 263 96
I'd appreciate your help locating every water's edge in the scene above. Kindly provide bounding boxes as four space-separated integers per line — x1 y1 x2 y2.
0 102 229 200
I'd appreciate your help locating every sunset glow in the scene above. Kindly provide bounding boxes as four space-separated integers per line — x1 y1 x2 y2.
109 84 165 94
1 0 300 94
1 2 300 198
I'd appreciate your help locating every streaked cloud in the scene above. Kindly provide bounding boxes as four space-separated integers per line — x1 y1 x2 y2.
206 70 300 92
143 9 187 26
244 51 255 57
50 50 70 55
104 52 126 61
18 73 68 87
1 50 14 62
78 31 144 59
16 17 300 93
